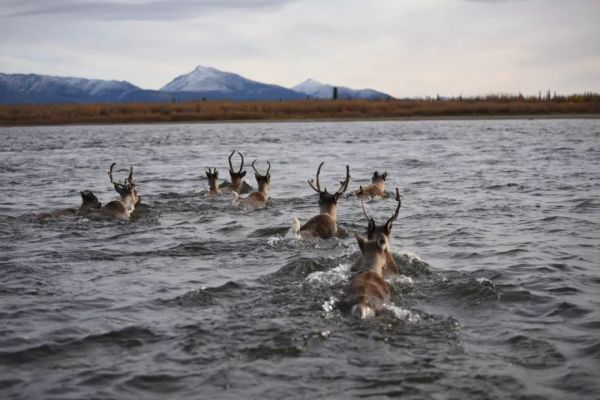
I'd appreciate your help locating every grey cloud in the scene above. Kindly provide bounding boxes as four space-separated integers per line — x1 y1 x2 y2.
460 0 531 3
0 0 296 20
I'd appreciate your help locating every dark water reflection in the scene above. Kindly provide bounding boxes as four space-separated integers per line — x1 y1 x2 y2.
0 119 599 399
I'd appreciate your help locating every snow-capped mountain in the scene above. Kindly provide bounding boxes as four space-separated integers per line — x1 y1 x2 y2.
160 65 306 101
293 78 392 100
0 67 393 105
0 73 140 104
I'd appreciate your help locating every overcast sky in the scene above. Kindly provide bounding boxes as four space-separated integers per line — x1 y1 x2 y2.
0 0 598 97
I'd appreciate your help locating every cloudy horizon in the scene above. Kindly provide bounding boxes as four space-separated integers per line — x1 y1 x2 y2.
1 0 598 97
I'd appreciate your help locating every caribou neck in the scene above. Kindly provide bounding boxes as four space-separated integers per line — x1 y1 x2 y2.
320 203 337 221
258 181 270 196
372 179 385 192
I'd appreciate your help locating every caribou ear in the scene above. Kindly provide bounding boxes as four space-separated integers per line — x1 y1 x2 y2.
205 171 211 179
385 220 393 235
382 171 388 180
355 233 366 253
367 219 376 238
241 171 247 178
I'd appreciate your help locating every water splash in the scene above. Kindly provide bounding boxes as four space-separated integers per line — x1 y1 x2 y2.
384 304 421 322
305 263 351 287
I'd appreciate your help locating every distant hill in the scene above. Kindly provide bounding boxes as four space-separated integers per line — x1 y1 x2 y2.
0 73 140 104
0 67 392 105
161 65 306 101
292 78 392 100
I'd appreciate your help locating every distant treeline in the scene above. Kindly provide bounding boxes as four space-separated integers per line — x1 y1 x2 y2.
1 93 599 126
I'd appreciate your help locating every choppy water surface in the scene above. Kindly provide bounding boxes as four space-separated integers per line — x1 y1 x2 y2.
1 119 599 399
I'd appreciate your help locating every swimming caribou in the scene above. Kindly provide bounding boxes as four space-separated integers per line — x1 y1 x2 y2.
292 162 350 239
35 189 102 220
354 171 388 199
232 160 271 210
220 150 251 194
76 190 102 216
344 233 391 319
104 162 141 220
357 186 402 277
205 168 220 195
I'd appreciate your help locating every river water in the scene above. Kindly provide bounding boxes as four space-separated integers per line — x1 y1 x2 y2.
1 119 599 399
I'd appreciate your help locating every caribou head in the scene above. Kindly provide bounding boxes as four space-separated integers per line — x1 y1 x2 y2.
371 171 388 183
252 159 271 195
232 159 272 210
77 190 102 215
354 170 388 198
308 161 350 219
360 186 401 240
108 162 141 208
226 150 247 193
206 167 220 194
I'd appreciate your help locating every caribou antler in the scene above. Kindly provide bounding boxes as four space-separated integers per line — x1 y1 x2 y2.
335 165 350 195
237 151 244 173
108 163 125 189
308 161 324 193
359 186 372 221
386 188 402 226
228 150 245 173
108 163 134 189
252 159 272 176
127 166 134 187
228 151 235 172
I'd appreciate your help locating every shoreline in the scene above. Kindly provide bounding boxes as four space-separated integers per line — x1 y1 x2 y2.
1 113 599 128
2 98 599 127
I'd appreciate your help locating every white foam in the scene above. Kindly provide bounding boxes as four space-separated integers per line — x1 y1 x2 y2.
400 250 422 263
267 236 282 246
321 296 337 313
476 277 495 287
388 274 414 285
385 304 421 322
306 263 351 287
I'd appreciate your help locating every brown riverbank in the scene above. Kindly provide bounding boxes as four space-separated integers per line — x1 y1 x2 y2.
1 96 599 127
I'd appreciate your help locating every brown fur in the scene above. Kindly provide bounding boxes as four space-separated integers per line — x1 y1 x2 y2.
299 214 337 239
206 168 220 195
357 187 402 277
345 234 390 319
106 163 141 220
355 181 385 198
293 162 350 239
346 271 390 313
354 171 387 198
101 200 130 220
233 160 270 210
221 175 245 194
76 191 102 216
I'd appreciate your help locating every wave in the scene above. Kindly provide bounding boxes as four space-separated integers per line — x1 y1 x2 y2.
0 326 160 365
502 335 565 368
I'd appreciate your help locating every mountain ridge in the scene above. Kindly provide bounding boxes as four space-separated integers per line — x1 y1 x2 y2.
293 78 391 100
0 66 392 104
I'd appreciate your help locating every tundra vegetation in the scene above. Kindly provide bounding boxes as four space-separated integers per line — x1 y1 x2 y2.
1 93 599 126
